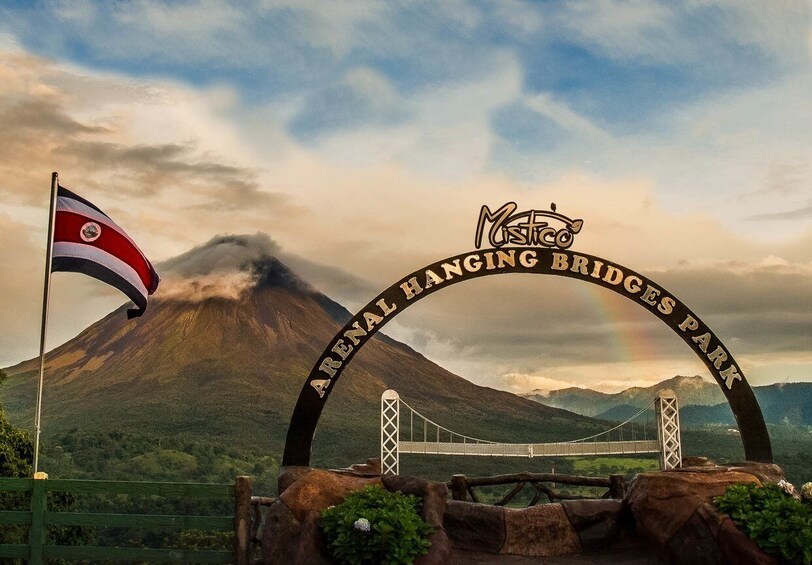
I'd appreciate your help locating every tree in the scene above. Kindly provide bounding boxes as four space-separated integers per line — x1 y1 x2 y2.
0 405 92 548
0 405 33 477
0 404 33 545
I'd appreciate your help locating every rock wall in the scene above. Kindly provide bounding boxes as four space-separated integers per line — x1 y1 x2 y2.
261 460 783 564
443 498 626 557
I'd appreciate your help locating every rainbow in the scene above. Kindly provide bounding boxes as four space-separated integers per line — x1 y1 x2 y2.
573 281 659 367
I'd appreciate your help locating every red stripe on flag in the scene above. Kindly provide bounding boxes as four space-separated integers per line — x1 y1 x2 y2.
54 210 155 292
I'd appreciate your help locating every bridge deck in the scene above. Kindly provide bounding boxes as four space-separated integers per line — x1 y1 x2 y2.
399 439 659 457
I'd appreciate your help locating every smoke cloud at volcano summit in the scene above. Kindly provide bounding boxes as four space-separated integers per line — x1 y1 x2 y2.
159 233 281 278
155 233 371 302
156 233 307 301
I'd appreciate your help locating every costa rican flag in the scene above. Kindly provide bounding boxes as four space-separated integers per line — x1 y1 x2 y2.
53 186 160 318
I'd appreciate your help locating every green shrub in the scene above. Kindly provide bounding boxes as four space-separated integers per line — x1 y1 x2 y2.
715 482 812 564
321 485 434 565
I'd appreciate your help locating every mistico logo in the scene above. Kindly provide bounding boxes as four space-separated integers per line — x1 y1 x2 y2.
474 202 583 249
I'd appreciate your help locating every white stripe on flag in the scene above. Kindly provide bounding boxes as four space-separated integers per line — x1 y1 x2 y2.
53 241 149 298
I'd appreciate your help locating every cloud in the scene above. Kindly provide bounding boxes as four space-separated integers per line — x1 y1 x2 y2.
512 70 812 242
500 368 708 395
655 258 812 318
648 70 812 188
277 254 379 312
157 233 316 301
290 66 407 138
38 0 250 65
691 0 811 66
50 0 97 25
524 92 610 139
156 272 255 302
550 0 810 69
502 373 581 394
51 139 273 208
117 0 245 37
148 231 379 308
0 3 810 394
0 212 46 364
308 48 523 178
370 244 812 392
258 0 390 57
747 203 812 222
487 0 544 39
159 233 281 277
554 0 683 63
0 48 295 238
2 47 808 389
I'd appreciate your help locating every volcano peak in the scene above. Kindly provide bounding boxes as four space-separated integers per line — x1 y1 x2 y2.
249 256 312 293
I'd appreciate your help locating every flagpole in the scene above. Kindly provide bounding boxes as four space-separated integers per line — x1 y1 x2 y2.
33 172 59 475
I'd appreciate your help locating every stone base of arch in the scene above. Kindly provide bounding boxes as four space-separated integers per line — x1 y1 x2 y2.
265 458 783 564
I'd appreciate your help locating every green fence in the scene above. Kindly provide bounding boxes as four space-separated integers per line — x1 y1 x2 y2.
0 475 253 564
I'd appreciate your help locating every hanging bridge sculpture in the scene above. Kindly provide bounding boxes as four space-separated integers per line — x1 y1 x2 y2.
380 389 682 476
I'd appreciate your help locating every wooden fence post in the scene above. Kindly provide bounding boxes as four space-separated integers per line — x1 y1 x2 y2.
234 476 253 565
450 474 467 501
609 474 626 499
28 472 48 565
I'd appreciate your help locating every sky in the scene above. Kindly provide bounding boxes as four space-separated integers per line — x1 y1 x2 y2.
0 0 810 395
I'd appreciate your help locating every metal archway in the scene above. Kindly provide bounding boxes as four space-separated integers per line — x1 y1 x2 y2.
283 248 772 466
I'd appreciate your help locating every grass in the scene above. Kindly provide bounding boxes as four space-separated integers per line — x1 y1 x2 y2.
571 456 659 478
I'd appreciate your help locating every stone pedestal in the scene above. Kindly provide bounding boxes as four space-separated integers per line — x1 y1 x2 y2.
262 465 449 564
626 463 781 565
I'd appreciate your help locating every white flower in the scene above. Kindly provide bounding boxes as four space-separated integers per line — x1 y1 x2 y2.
353 517 371 532
801 482 812 502
778 479 801 500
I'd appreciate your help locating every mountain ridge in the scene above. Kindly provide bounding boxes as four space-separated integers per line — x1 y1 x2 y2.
523 376 812 427
522 375 721 417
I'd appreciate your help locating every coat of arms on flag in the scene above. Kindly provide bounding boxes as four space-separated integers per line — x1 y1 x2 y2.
52 185 160 318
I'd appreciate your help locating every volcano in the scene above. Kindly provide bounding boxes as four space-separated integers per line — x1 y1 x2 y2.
2 237 599 468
